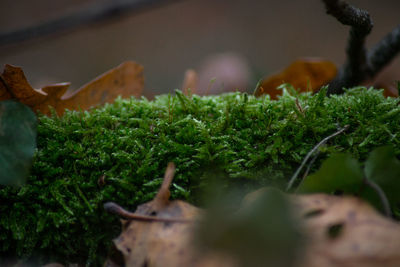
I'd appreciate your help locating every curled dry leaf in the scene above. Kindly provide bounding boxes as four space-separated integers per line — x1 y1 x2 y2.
245 188 400 267
182 69 198 96
367 70 399 97
295 193 400 267
104 163 205 267
254 58 337 99
0 61 144 116
106 173 400 267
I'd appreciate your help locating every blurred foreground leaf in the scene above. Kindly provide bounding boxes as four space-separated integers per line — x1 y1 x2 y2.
197 188 302 267
0 100 37 186
297 146 400 216
107 163 400 267
363 146 400 211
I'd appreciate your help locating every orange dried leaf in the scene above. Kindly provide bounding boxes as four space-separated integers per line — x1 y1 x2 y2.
59 61 144 114
0 77 12 100
1 64 49 106
0 61 144 116
370 81 399 98
255 58 337 99
382 86 398 97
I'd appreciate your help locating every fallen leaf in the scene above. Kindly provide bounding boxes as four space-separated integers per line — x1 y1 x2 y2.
254 58 337 99
104 163 204 267
0 100 37 186
295 193 400 267
197 187 302 267
182 69 198 95
0 61 144 116
364 69 400 97
243 189 400 267
372 80 399 97
0 77 11 99
106 168 400 267
381 86 399 97
363 146 400 211
297 147 400 215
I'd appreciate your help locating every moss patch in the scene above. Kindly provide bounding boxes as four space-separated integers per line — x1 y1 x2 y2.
1 87 400 265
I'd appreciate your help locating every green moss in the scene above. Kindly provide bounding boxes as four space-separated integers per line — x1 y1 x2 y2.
1 87 400 265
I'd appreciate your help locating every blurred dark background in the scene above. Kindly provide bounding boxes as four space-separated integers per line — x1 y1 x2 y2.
0 0 399 96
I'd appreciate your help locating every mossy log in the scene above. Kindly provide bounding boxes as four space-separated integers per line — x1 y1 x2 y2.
1 87 400 265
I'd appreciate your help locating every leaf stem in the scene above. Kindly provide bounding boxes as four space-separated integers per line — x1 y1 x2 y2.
363 178 392 218
103 202 192 223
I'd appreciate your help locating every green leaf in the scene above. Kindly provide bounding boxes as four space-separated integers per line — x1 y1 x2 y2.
196 188 302 267
0 101 37 186
297 153 363 194
363 146 400 209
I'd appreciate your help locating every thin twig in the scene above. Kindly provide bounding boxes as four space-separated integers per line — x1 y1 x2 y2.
286 125 349 191
104 202 192 223
0 0 183 46
302 150 320 180
363 178 392 218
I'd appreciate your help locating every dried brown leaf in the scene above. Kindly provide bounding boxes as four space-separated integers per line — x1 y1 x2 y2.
296 194 400 267
108 177 400 267
0 61 144 116
255 58 337 99
106 163 203 267
182 69 198 95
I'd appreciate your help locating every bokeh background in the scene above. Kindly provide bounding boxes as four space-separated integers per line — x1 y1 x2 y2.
0 0 399 96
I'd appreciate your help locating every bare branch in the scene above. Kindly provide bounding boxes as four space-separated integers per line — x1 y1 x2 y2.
367 24 400 78
301 150 320 180
322 1 400 95
0 0 182 46
322 0 373 95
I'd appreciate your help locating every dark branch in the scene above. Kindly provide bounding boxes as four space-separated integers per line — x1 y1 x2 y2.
322 0 373 95
323 0 373 32
322 0 400 95
367 24 400 78
0 0 182 46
